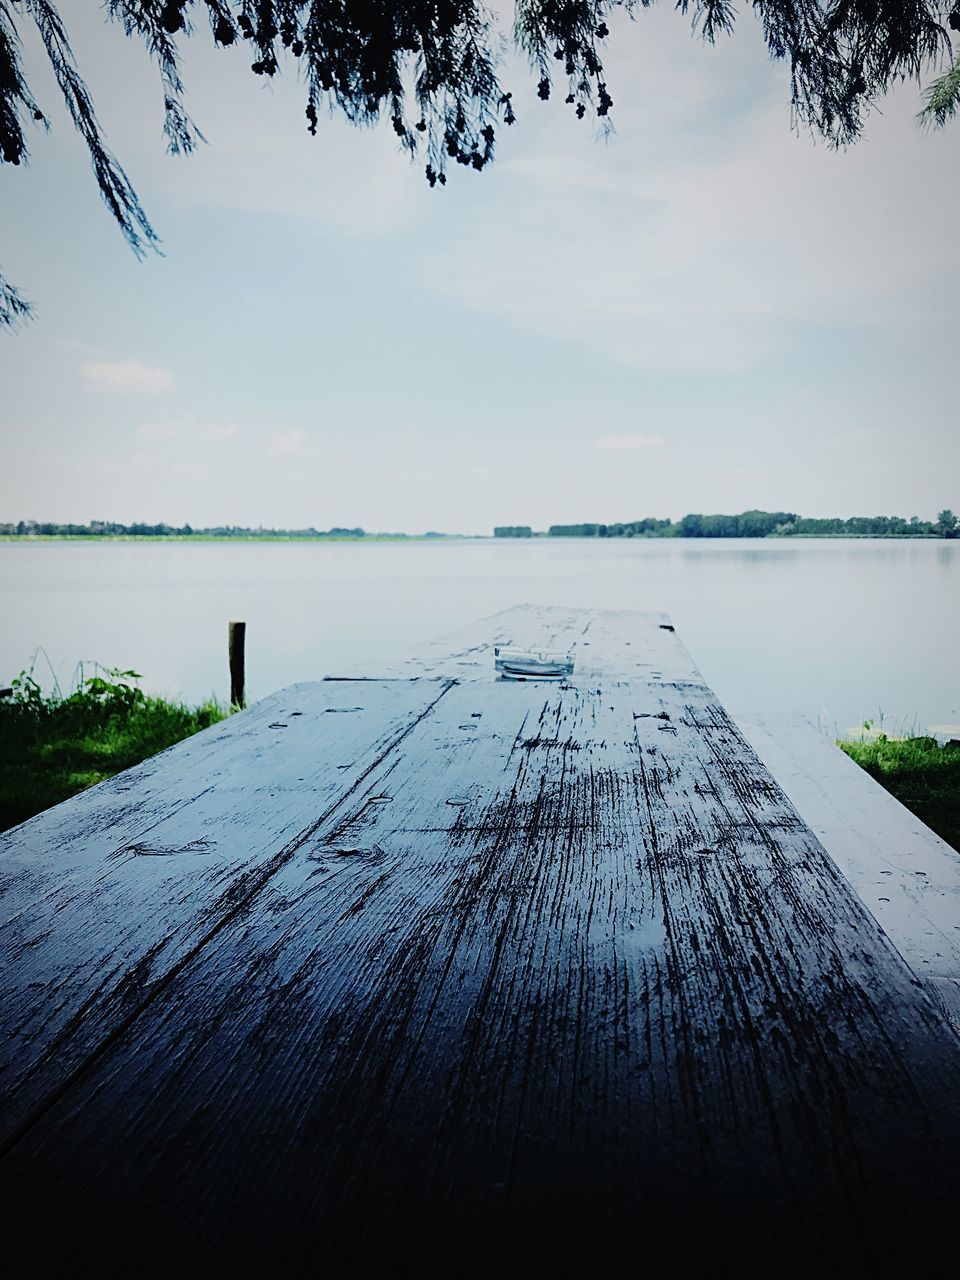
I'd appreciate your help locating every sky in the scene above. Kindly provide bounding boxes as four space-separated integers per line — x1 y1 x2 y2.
1 5 958 535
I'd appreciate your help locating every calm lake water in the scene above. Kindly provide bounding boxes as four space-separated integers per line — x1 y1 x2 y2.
2 538 957 736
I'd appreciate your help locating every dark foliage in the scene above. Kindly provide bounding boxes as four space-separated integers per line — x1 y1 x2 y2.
678 510 799 537
548 517 674 536
2 2 959 324
542 511 950 537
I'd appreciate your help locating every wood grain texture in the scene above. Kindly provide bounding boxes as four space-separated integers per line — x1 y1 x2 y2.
2 654 959 1269
342 603 705 684
736 712 960 1008
0 679 449 1147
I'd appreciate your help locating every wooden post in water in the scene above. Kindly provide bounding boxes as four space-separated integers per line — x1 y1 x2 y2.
228 621 246 709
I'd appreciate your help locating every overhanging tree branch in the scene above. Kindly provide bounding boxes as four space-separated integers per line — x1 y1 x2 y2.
918 50 960 124
24 0 160 255
106 1 207 155
2 1 958 329
0 272 31 328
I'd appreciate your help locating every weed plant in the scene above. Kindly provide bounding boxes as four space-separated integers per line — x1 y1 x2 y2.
840 734 960 852
0 664 226 831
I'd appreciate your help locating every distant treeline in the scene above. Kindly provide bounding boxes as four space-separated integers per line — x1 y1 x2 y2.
5 513 957 541
495 510 958 539
548 518 675 538
1 521 457 539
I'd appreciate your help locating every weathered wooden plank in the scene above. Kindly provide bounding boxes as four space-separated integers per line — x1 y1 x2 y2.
3 677 958 1266
736 711 960 1030
0 679 450 1145
342 603 705 684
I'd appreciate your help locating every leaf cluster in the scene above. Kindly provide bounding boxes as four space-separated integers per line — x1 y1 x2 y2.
8 664 146 724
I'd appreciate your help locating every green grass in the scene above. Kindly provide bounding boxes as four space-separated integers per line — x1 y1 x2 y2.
839 735 960 852
0 667 227 832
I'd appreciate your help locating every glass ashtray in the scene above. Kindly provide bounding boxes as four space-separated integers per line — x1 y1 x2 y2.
494 646 574 680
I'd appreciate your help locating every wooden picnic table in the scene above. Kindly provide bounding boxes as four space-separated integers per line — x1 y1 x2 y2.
1 606 958 1268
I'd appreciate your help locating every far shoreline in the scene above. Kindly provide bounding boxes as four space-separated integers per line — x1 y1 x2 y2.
0 533 951 544
0 534 477 544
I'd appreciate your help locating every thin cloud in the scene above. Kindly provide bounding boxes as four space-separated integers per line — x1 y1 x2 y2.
128 451 166 470
424 27 957 374
138 422 179 441
595 434 665 451
202 422 240 442
81 358 175 394
138 420 239 442
266 429 313 458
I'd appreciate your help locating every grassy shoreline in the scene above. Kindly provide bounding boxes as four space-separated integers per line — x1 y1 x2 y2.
0 669 227 832
839 735 960 852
